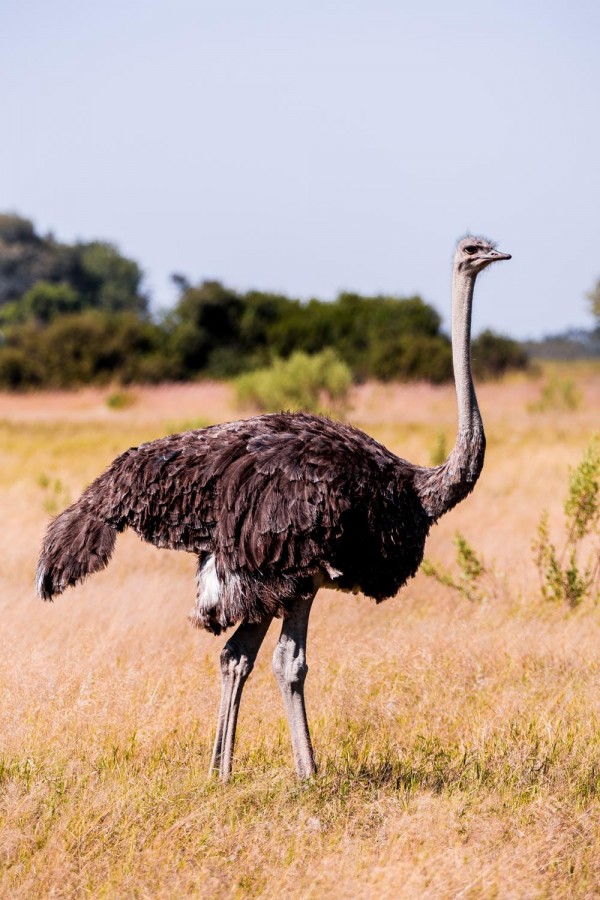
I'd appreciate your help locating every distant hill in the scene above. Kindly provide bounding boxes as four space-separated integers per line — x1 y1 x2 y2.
523 329 600 360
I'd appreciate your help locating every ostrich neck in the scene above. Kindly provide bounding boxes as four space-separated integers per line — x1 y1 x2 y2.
413 265 485 520
451 268 481 437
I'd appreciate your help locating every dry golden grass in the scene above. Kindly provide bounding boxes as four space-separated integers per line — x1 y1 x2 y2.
1 363 600 898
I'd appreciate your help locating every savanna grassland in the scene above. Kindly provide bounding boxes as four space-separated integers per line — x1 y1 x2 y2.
1 364 600 899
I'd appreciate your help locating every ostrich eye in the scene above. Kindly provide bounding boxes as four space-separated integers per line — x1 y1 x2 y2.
464 245 478 254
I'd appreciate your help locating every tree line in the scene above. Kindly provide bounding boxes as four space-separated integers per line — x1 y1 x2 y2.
0 213 529 389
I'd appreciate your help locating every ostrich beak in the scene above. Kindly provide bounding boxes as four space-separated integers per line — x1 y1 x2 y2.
484 249 511 261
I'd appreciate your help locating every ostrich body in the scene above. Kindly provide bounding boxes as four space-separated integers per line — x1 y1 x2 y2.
37 237 510 780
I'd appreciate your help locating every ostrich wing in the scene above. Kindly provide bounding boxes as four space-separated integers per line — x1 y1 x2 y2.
98 413 402 580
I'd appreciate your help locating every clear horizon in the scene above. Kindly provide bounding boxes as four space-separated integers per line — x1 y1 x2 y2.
2 0 599 340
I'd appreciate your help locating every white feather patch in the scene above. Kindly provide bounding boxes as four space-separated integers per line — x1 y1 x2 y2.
196 555 222 612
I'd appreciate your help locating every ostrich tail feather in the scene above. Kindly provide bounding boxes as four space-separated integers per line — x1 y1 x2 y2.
36 501 116 600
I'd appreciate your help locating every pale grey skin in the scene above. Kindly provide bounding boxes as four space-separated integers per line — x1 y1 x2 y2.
210 236 511 781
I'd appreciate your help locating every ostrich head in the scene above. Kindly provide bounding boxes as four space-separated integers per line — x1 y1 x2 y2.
455 236 511 274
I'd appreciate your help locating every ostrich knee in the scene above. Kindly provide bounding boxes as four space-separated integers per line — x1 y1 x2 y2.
220 640 255 683
272 642 308 692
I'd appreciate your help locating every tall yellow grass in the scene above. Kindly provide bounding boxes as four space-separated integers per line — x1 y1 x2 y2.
1 364 600 898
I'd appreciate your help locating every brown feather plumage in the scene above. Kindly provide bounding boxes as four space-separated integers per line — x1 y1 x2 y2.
37 412 432 633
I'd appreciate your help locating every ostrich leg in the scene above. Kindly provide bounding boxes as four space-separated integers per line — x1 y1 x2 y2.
210 617 273 780
272 596 316 779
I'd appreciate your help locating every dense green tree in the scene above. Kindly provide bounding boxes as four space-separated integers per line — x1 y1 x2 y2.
0 281 82 325
164 280 245 375
1 311 170 388
0 347 42 389
73 242 147 314
262 292 449 381
238 291 292 354
471 329 529 379
0 214 37 244
0 214 73 305
0 213 148 316
160 281 455 382
368 333 453 383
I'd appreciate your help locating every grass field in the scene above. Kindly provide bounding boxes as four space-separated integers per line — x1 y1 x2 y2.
1 364 599 898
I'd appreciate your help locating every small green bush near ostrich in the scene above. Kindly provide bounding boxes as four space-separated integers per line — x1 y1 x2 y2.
528 373 582 412
106 390 136 410
533 433 600 606
235 348 352 415
424 436 600 609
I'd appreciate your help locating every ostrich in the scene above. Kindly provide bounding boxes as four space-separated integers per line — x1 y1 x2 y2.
37 236 510 780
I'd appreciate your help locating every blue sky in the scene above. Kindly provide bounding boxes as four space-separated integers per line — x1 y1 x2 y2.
1 0 599 338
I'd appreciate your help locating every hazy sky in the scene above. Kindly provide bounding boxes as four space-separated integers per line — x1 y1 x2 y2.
2 0 599 338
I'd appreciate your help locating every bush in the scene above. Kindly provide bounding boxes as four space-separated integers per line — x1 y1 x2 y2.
421 532 490 603
368 334 453 383
0 213 37 244
430 431 448 466
75 242 147 314
0 311 167 388
0 281 82 326
235 349 352 415
0 214 148 314
0 347 42 389
532 435 600 606
471 330 529 380
106 391 136 410
528 374 581 413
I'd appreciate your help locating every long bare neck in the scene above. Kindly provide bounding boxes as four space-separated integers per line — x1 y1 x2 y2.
451 266 482 437
413 262 485 520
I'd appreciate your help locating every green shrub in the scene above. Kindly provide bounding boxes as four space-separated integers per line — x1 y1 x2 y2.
368 334 452 383
0 347 42 389
0 214 147 313
421 532 489 603
0 281 82 325
528 374 581 413
0 311 167 388
106 391 136 410
235 349 352 415
430 431 448 466
471 330 529 380
122 352 181 385
532 435 600 606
